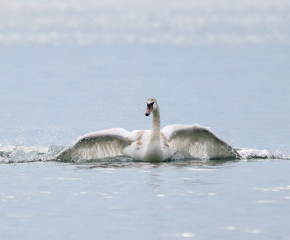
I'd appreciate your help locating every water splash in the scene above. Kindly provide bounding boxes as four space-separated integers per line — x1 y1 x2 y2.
235 148 290 160
0 144 64 164
0 145 289 164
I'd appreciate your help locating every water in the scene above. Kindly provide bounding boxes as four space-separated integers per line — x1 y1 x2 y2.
1 0 290 46
0 46 290 239
1 160 290 240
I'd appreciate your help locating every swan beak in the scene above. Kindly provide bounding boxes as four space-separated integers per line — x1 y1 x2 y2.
145 103 153 116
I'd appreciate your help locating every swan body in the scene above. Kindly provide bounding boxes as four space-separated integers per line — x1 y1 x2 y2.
53 98 240 162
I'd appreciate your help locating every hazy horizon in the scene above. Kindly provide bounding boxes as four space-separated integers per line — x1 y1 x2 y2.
0 0 289 47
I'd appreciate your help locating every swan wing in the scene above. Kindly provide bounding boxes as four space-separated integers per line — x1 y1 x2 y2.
162 124 240 159
54 128 131 160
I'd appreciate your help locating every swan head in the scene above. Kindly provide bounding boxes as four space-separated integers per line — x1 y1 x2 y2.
145 98 158 116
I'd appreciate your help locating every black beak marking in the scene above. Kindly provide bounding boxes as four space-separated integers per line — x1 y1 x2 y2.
147 102 154 110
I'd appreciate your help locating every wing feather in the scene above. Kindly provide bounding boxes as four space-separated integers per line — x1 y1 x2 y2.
53 128 131 161
163 124 240 159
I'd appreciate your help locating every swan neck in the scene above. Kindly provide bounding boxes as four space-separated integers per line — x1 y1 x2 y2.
145 105 164 162
150 108 160 141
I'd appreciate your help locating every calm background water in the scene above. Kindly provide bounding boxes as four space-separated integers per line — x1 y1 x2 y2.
1 46 290 151
0 46 290 239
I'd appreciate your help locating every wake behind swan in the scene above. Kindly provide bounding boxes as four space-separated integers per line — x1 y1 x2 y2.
51 98 240 162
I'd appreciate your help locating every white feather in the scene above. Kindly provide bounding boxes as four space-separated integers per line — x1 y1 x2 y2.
52 100 240 161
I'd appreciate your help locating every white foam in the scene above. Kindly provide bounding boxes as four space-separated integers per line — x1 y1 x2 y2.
0 144 289 163
235 148 290 160
0 144 64 163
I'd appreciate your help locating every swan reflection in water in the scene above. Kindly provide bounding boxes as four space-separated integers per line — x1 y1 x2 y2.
75 158 240 170
52 98 240 162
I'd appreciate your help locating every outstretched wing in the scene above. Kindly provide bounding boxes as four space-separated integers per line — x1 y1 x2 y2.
162 124 240 159
53 128 131 160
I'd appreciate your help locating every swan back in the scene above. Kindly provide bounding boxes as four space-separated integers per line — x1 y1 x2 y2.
123 130 151 160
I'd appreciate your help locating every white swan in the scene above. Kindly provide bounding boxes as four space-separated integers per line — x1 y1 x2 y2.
53 98 240 161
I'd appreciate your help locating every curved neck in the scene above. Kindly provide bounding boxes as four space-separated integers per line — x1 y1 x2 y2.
150 107 161 142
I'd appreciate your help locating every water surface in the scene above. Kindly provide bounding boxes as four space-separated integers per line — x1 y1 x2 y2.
0 46 289 239
1 159 290 240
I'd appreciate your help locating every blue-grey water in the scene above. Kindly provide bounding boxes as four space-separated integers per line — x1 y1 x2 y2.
0 46 290 239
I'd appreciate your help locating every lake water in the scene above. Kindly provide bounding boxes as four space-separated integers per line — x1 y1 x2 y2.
0 46 290 239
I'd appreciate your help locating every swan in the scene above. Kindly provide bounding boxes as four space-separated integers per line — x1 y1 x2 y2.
53 98 240 161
